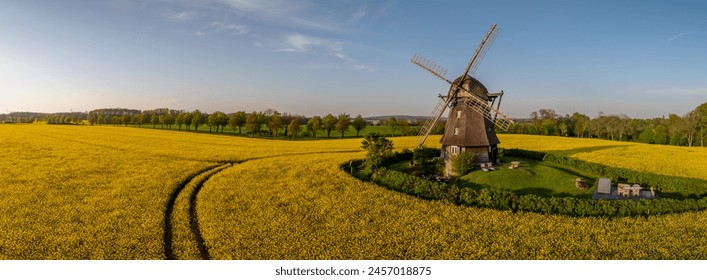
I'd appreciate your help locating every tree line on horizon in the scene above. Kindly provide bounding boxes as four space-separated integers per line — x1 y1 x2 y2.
83 108 375 139
2 102 705 147
504 102 707 147
0 107 427 138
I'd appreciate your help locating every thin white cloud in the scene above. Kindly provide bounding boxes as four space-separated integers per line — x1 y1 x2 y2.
277 33 342 53
194 31 205 36
277 33 375 71
211 21 248 35
163 10 198 21
215 0 340 31
667 32 691 41
170 0 392 31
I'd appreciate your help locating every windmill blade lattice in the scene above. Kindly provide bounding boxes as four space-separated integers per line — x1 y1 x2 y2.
411 54 452 84
416 97 448 147
470 26 500 75
459 90 514 130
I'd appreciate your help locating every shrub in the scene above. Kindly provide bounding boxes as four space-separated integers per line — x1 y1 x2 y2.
450 152 476 176
412 147 442 175
360 133 393 171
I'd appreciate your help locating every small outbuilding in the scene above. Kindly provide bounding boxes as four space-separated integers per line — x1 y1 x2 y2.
597 178 611 194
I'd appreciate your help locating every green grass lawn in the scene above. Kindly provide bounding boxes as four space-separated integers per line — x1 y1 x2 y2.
390 156 599 199
459 157 598 198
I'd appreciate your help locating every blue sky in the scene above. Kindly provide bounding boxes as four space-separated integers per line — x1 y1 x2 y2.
1 0 706 118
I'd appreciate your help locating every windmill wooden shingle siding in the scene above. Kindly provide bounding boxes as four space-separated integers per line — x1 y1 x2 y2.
441 76 500 164
411 24 513 176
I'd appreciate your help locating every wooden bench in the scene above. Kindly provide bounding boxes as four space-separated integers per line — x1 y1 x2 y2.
509 161 520 169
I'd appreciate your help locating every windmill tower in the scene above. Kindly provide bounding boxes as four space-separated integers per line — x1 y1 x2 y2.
412 24 514 176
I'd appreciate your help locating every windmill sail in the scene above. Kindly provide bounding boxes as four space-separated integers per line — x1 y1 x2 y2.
411 23 513 148
460 92 513 130
416 97 448 147
411 54 452 84
469 25 500 75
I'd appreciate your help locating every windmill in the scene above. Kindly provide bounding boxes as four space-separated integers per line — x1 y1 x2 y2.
411 23 514 175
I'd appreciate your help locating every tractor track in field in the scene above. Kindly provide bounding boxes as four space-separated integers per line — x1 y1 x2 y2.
163 150 361 260
163 163 232 260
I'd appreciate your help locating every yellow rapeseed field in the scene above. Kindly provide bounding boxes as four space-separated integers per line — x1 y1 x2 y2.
1 125 706 259
496 134 707 180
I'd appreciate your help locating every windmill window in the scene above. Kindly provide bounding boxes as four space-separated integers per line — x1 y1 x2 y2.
450 146 459 155
457 111 462 119
454 127 459 135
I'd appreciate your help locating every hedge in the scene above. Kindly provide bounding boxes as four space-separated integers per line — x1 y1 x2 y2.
371 168 707 217
354 148 707 217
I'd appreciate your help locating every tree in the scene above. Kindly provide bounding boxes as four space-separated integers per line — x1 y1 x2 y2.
228 113 237 132
137 114 146 128
307 115 322 139
204 111 227 133
159 114 168 129
267 111 283 137
681 110 700 147
216 112 228 133
88 115 97 125
530 111 541 133
207 113 216 133
282 113 294 136
639 126 655 144
176 113 185 130
696 102 707 147
288 118 300 139
541 119 555 136
120 115 131 127
322 114 337 138
571 112 590 137
111 116 121 126
361 133 393 170
131 115 140 127
183 112 193 131
191 110 202 132
229 111 247 134
538 108 558 122
163 113 175 129
668 114 685 145
352 115 367 137
398 118 410 136
654 124 669 145
151 114 159 128
558 122 569 137
246 111 259 136
335 113 350 139
387 117 398 137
